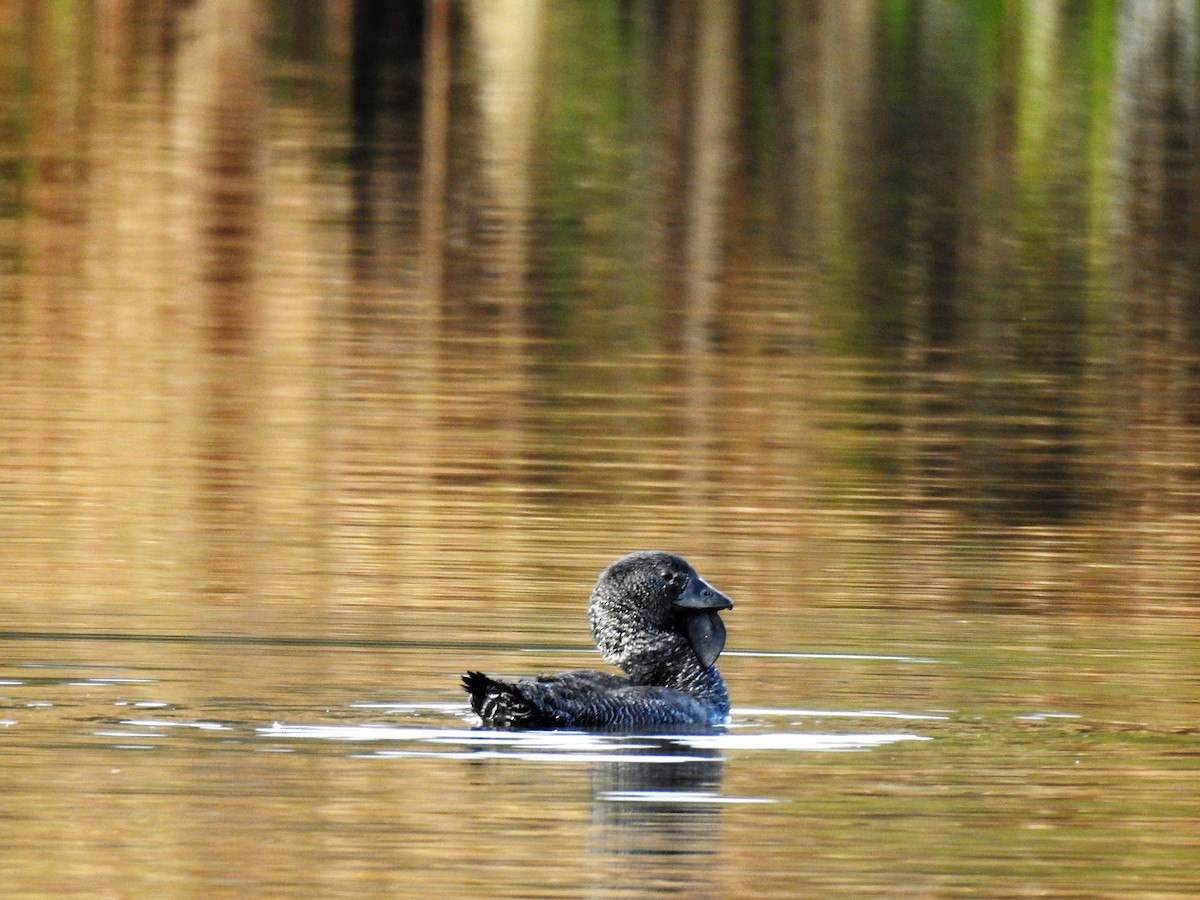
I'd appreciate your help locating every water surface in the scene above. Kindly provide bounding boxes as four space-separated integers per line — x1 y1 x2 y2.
2 2 1200 896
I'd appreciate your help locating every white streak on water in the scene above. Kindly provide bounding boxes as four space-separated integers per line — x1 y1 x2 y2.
676 733 930 751
734 707 949 721
1013 712 1082 721
600 791 777 804
260 722 931 755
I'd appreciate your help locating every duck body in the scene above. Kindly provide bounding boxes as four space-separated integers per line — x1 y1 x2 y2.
462 551 734 730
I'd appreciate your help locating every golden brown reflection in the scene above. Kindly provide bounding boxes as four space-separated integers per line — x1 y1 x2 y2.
2 1 1200 897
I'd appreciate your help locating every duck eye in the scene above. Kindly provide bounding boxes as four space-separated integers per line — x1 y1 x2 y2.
660 570 687 589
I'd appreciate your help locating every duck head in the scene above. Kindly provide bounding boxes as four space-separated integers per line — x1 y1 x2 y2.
588 551 734 671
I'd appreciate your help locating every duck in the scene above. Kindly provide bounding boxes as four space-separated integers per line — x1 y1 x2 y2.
463 551 734 730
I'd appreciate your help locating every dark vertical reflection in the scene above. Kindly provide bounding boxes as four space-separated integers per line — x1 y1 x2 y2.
421 0 450 302
346 0 425 298
874 6 962 510
334 1 439 602
587 743 724 897
859 3 1098 526
350 0 424 159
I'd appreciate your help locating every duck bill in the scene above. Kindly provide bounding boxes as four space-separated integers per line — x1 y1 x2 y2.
672 574 734 612
673 575 734 668
684 611 727 668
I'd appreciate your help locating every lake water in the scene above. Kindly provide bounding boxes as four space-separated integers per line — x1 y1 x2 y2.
2 2 1200 896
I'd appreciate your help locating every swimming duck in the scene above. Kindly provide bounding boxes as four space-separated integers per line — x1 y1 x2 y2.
463 551 734 730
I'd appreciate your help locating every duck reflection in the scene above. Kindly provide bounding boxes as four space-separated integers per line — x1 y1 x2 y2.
587 735 725 897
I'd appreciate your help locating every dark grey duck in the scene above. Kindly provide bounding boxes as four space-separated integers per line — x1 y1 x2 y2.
463 551 734 730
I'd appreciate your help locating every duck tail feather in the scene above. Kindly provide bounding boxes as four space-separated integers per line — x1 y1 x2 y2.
461 671 543 728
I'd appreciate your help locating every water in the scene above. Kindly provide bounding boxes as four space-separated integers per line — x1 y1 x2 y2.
3 2 1200 896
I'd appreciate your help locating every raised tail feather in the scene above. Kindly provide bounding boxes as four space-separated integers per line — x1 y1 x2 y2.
462 671 545 728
